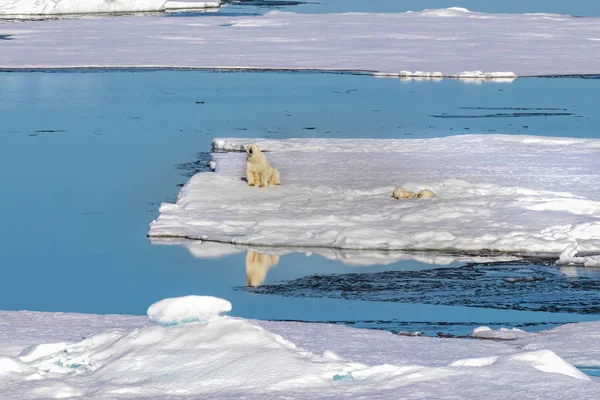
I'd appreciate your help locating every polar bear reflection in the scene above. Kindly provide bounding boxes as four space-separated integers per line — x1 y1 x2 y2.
246 251 280 287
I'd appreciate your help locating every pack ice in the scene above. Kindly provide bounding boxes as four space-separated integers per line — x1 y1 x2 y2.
2 8 600 76
1 295 599 399
148 135 600 266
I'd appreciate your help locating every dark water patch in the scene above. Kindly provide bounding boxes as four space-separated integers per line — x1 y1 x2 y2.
541 74 600 80
431 112 574 119
248 261 600 314
34 129 66 133
0 34 13 40
175 152 213 179
227 0 307 7
271 319 572 337
460 107 568 111
169 12 262 17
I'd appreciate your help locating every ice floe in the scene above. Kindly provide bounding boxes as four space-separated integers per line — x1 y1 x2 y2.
0 0 220 16
0 296 599 399
0 0 221 16
2 9 600 76
149 135 600 265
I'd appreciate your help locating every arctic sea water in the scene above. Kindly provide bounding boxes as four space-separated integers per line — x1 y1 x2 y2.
1 70 599 335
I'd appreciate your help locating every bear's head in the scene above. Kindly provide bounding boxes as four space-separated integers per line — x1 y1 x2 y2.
244 144 262 162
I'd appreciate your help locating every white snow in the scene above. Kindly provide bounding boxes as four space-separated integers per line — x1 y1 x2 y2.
0 0 220 15
2 9 600 76
147 295 232 324
0 296 599 399
148 135 600 265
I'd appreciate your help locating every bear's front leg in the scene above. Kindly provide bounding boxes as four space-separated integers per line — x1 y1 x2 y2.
246 162 255 186
259 168 269 188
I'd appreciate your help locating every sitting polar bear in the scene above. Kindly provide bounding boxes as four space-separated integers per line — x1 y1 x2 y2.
392 186 436 199
245 144 280 187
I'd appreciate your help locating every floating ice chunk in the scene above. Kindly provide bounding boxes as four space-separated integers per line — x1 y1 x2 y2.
506 350 590 381
396 70 444 81
456 71 517 81
147 295 232 325
471 326 533 340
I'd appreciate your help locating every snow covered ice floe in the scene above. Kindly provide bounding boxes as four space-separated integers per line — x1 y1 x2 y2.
149 135 600 266
2 9 600 76
1 296 600 399
0 0 220 16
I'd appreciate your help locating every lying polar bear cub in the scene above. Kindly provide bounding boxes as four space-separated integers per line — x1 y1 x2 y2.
245 144 280 187
392 186 436 199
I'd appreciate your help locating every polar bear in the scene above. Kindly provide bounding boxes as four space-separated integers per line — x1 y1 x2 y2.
245 144 274 187
392 186 437 199
392 186 417 199
416 189 436 198
269 166 281 186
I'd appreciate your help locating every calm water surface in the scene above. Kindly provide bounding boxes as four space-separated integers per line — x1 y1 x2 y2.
178 0 600 17
1 71 599 336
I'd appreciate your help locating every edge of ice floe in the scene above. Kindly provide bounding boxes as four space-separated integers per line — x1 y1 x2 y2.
1 65 599 80
2 62 599 80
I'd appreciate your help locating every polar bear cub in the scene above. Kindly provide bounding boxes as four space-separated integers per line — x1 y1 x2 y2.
392 186 436 199
416 189 436 198
245 144 280 187
392 187 417 199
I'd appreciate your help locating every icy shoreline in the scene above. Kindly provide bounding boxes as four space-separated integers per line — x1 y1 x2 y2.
2 8 600 76
0 296 599 399
149 135 600 266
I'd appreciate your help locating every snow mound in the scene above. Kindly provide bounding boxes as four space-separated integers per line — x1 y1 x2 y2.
149 136 600 262
0 0 220 16
1 298 599 399
147 295 231 325
414 7 472 17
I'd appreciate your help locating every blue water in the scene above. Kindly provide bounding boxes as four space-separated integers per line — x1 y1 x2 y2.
178 0 600 17
1 70 599 336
